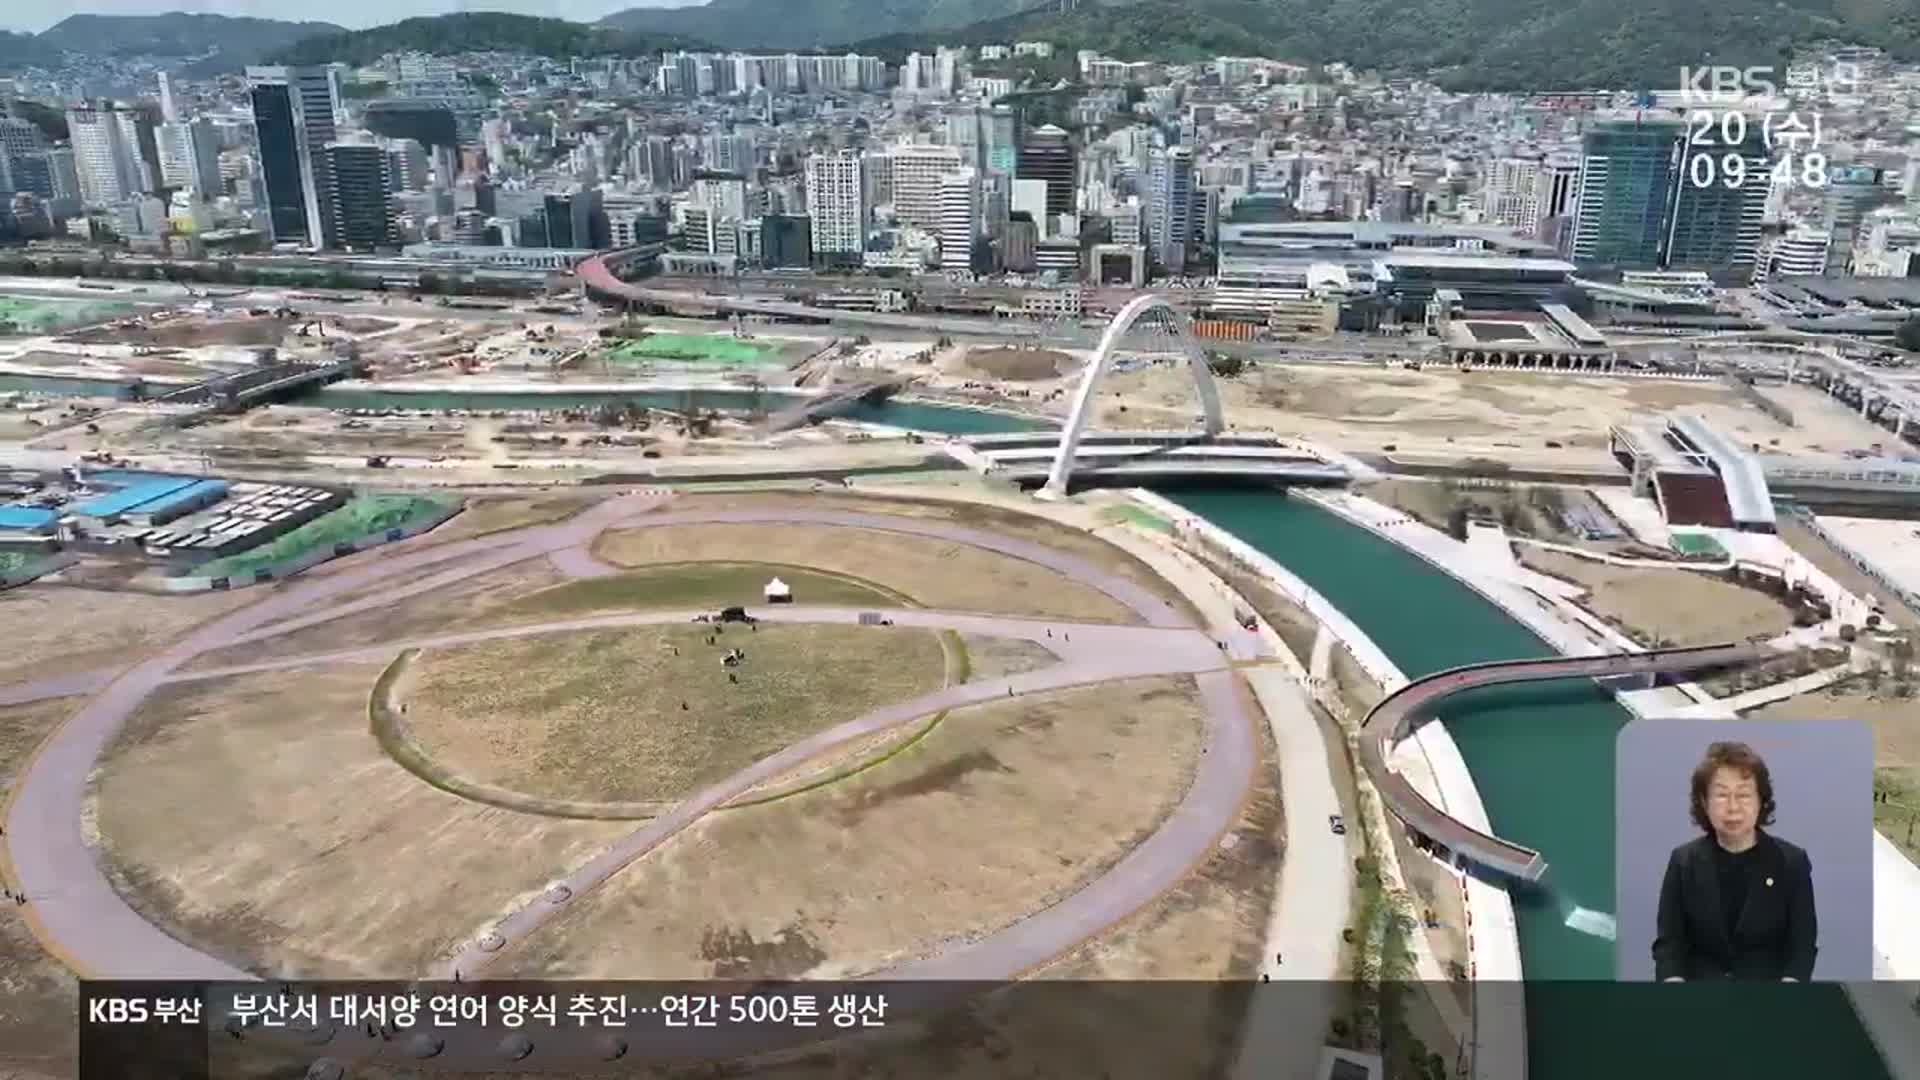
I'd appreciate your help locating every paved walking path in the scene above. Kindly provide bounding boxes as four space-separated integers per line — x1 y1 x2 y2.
1 488 1274 1069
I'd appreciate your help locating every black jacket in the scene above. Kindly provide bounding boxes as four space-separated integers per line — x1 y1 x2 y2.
1652 831 1817 982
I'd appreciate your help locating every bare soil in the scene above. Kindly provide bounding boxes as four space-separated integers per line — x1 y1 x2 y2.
497 677 1207 980
0 585 251 685
416 493 598 544
62 315 289 349
88 662 635 977
401 625 950 805
185 557 567 673
966 346 1072 382
595 523 1140 624
1517 548 1798 647
1747 682 1920 863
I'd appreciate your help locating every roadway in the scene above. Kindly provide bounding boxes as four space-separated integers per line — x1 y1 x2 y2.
1357 642 1769 881
0 496 1306 1072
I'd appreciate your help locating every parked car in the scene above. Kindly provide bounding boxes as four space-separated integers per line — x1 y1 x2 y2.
1328 814 1347 836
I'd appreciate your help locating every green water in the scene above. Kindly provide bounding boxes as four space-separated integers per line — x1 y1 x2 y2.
0 373 140 399
1172 491 1887 1079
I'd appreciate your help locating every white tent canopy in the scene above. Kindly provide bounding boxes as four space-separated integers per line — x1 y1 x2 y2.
764 577 791 600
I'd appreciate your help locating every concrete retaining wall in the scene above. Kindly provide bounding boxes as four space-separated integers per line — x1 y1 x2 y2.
0 552 81 591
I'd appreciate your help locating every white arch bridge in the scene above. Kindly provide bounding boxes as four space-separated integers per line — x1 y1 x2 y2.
945 294 1355 493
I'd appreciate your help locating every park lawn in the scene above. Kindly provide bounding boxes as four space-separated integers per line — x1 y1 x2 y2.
194 494 458 579
401 623 951 804
503 562 905 618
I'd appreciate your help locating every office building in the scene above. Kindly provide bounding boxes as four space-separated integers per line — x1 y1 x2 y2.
1148 145 1195 273
1535 152 1581 252
946 107 982 170
805 148 866 262
1821 165 1897 274
760 214 812 269
67 105 152 205
983 105 1019 177
1756 227 1830 280
247 65 343 247
1483 157 1544 236
888 144 963 230
1665 123 1769 274
1569 116 1765 275
543 189 604 250
937 166 981 271
364 100 458 151
326 143 396 251
157 120 221 197
1017 125 1076 219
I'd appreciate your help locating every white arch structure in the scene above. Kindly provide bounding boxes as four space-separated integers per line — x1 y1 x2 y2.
1042 294 1225 497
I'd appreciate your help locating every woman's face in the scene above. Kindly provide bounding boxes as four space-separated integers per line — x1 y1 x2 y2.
1706 766 1760 838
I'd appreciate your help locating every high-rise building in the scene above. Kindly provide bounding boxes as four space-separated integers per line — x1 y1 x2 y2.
326 143 396 251
247 65 343 247
543 189 604 249
66 105 149 205
45 148 80 203
387 140 430 193
1147 146 1194 273
983 106 1019 177
1665 124 1769 274
945 107 982 170
1821 165 1897 275
1017 125 1076 220
805 149 866 262
937 167 981 271
157 120 221 197
1756 227 1831 280
887 144 963 230
1534 152 1581 252
1571 119 1683 266
157 72 179 123
1482 157 1544 235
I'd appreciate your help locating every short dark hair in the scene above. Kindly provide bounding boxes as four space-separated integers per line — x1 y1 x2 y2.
1689 741 1777 833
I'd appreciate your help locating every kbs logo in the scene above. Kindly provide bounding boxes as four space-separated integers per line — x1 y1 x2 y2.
1679 63 1861 103
1679 66 1778 101
88 998 148 1024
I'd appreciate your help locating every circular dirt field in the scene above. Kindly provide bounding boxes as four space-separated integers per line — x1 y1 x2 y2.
391 624 955 809
967 346 1074 381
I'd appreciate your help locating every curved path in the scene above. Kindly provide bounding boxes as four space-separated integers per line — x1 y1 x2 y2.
1358 641 1768 882
2 493 1268 1067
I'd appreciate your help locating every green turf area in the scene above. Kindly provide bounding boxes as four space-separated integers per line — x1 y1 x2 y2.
195 494 459 579
605 333 773 366
1670 532 1728 558
0 296 133 334
504 561 904 618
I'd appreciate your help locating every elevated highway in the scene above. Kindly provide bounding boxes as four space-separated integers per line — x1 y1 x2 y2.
1359 641 1768 882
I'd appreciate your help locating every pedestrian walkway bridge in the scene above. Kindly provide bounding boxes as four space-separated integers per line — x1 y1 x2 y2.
1360 641 1768 882
951 430 1353 488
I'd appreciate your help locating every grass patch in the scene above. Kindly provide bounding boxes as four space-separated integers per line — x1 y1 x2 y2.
607 333 772 366
194 494 459 579
504 562 905 618
400 624 950 805
1099 503 1174 534
1877 768 1920 864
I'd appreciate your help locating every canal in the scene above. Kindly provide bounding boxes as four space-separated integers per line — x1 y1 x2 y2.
1172 491 1886 1080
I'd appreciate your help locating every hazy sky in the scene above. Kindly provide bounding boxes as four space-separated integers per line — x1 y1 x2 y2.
6 0 701 34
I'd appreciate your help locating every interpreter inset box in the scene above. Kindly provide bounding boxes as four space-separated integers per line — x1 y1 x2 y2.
1614 718 1873 982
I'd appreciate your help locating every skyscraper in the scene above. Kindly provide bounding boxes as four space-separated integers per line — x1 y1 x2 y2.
937 167 981 271
805 149 866 264
157 72 179 124
326 143 396 251
1534 152 1582 252
983 106 1019 177
1821 165 1897 275
247 65 342 247
1482 157 1544 235
66 105 147 205
1664 125 1769 274
1147 146 1194 273
1017 125 1076 220
157 120 221 197
1569 118 1683 269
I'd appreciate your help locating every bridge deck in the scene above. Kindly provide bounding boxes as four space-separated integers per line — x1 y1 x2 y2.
1359 642 1767 882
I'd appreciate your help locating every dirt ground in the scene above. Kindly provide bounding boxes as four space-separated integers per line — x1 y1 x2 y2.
1097 363 1847 467
0 585 251 685
595 523 1141 624
61 314 289 348
185 557 568 672
966 346 1072 382
415 493 598 544
1361 477 1581 541
959 633 1058 681
88 662 636 977
1517 548 1799 647
0 699 80 1079
506 563 901 617
1748 681 1920 861
1778 516 1920 631
497 676 1206 980
400 625 950 805
665 487 1198 616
